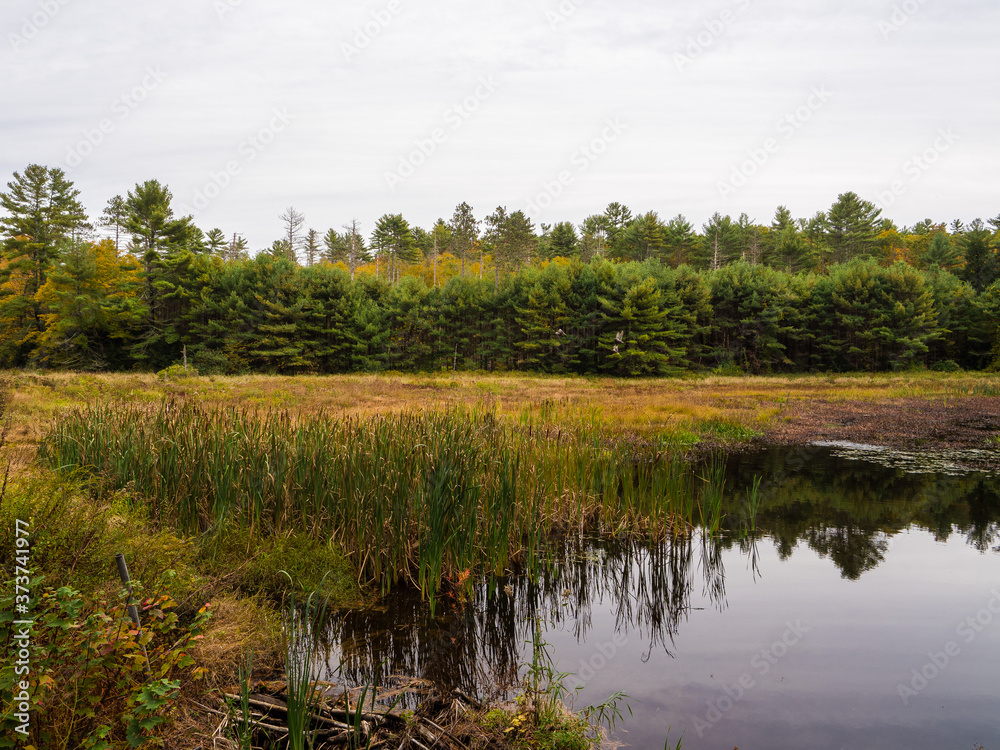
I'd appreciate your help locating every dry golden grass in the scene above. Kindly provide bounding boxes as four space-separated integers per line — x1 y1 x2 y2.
6 369 1000 453
185 595 285 689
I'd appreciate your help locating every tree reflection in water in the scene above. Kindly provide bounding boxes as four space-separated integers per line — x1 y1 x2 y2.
321 446 1000 696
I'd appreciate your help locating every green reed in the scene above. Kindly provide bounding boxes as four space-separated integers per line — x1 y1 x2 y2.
40 400 725 603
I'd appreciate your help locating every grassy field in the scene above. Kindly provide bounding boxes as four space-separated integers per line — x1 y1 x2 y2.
8 368 1000 459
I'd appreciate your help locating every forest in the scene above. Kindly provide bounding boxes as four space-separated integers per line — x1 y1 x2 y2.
2 163 999 375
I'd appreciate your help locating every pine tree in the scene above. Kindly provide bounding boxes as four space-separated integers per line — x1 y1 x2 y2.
617 212 667 261
697 213 741 270
765 207 813 272
825 192 882 264
602 202 633 258
205 228 227 255
448 202 479 276
99 195 128 256
598 271 684 376
958 219 998 292
663 214 698 267
303 228 321 266
514 268 574 372
323 220 369 280
371 214 418 283
547 222 579 259
919 230 962 271
578 215 608 261
0 164 88 364
35 239 142 369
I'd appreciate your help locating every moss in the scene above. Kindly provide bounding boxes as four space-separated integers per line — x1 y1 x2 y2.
199 526 364 607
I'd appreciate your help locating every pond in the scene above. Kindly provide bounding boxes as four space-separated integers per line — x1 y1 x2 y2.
321 444 1000 750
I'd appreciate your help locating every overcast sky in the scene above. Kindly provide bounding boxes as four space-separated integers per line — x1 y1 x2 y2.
3 0 998 250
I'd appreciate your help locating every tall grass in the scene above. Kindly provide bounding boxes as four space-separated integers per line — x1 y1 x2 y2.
40 400 723 603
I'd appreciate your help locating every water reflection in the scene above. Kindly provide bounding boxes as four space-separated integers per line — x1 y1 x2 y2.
324 532 722 692
321 446 1000 709
720 446 1000 570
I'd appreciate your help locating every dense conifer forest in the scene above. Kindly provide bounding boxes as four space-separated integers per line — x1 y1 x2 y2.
3 164 999 375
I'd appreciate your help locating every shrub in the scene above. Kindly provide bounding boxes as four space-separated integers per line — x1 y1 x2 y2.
0 584 211 749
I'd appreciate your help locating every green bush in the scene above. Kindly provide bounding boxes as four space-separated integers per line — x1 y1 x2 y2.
0 583 210 749
931 359 962 372
155 364 198 381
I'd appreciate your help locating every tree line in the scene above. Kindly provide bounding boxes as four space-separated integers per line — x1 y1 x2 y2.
2 163 999 374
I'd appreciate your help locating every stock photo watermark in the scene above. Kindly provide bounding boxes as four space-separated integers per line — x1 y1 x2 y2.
674 0 752 71
213 0 242 20
546 0 587 29
523 117 626 216
691 619 810 737
877 0 930 39
569 632 629 690
341 0 404 63
896 588 1000 706
875 127 959 210
11 518 34 739
384 75 498 192
8 0 72 52
181 107 296 213
62 66 169 170
717 86 832 201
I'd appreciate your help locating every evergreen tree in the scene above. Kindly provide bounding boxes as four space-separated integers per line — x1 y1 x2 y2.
548 221 579 259
384 275 438 370
598 268 686 376
825 192 883 264
0 164 88 364
124 180 189 255
303 228 321 266
697 213 741 270
617 212 667 261
448 202 479 276
324 220 369 279
579 214 609 261
736 213 764 265
205 228 227 254
99 195 128 255
514 266 574 372
371 214 418 283
35 238 142 369
707 261 803 372
424 219 451 287
958 219 998 292
507 210 537 270
765 207 813 272
484 206 511 288
919 230 962 271
813 260 940 370
602 202 633 258
663 214 698 267
269 239 295 261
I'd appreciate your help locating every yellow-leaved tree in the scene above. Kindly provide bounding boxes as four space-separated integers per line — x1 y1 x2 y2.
34 239 144 369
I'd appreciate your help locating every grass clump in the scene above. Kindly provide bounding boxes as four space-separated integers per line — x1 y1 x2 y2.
200 527 361 605
40 401 721 605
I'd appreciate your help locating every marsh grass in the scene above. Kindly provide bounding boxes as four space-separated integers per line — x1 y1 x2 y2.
40 400 727 604
282 571 330 750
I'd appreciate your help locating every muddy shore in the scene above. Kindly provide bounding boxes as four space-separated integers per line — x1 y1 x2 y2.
750 395 1000 471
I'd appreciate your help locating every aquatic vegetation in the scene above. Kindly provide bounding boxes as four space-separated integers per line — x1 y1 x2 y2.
40 401 726 604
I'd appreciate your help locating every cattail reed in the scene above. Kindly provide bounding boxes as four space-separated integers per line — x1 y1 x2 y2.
40 400 725 604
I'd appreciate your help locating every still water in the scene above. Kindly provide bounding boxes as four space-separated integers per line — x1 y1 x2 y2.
324 445 1000 750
